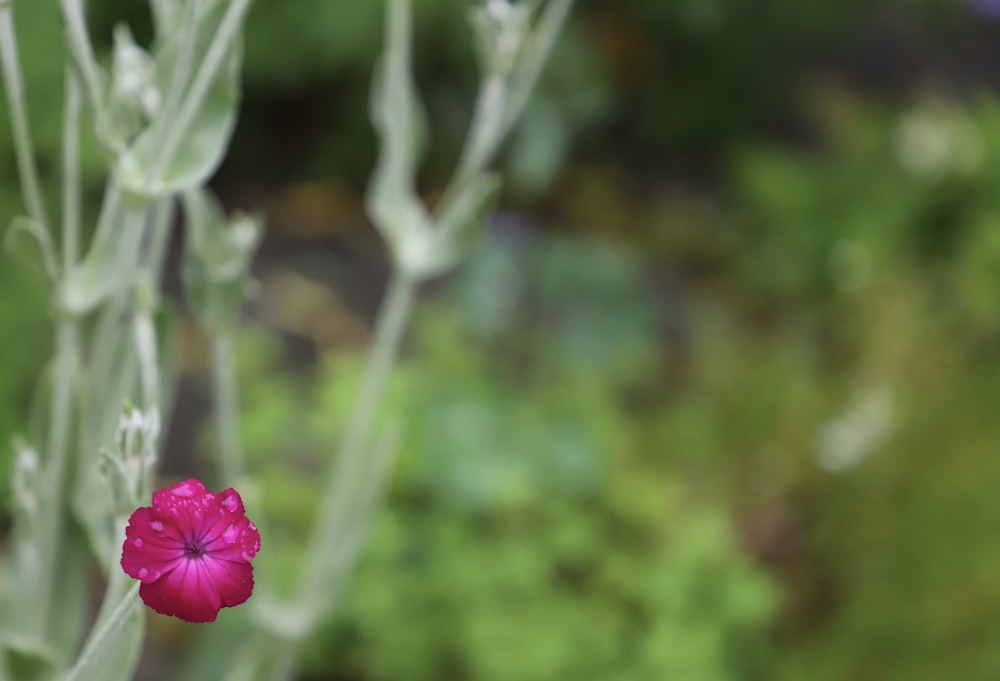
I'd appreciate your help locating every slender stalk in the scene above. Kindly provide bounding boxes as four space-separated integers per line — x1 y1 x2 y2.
60 0 108 136
32 320 79 637
132 198 174 416
64 583 141 681
297 270 418 613
437 0 574 221
451 74 506 191
143 196 175 276
89 517 133 629
158 0 202 122
277 423 400 680
145 0 203 174
133 304 159 410
307 422 402 616
84 193 143 402
148 0 251 185
501 0 574 137
62 69 82 271
212 330 245 483
0 5 51 230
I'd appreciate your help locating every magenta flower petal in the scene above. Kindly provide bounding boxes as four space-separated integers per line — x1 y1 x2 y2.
120 478 261 623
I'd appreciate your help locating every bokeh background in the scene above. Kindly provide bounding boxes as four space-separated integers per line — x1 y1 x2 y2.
6 1 1000 679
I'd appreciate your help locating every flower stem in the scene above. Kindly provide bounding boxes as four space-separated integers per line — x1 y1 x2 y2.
60 0 109 141
212 329 245 483
32 318 79 638
297 269 418 618
0 4 51 230
502 0 574 138
148 0 252 185
62 68 82 271
64 583 141 681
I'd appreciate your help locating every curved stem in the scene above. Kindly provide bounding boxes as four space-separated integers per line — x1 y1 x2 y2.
0 5 51 230
88 516 133 630
60 0 108 137
297 270 418 616
64 583 141 681
450 74 506 193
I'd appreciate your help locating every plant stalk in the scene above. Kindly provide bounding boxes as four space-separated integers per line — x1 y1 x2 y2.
0 4 51 230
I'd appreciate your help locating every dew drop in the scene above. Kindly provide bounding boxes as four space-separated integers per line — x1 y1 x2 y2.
150 570 161 580
222 524 239 544
133 538 144 548
138 567 149 579
150 520 164 533
241 551 254 562
171 481 195 498
221 495 239 512
248 522 257 532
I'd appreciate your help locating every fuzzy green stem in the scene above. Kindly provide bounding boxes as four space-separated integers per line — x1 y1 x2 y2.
88 516 133 631
0 5 51 230
63 583 141 681
212 330 245 483
451 73 507 191
62 69 82 271
297 269 418 617
133 301 159 411
501 0 574 137
145 0 203 178
60 0 108 138
32 320 79 637
148 0 251 185
132 198 173 417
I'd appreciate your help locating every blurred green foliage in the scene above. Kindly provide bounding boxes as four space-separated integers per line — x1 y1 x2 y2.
236 233 778 681
720 96 1000 681
5 1 1000 679
233 89 1000 679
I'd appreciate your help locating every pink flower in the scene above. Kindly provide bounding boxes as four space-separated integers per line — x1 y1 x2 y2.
120 478 261 623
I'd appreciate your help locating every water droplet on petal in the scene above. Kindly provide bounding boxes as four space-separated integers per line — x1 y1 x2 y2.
133 538 144 548
241 551 253 562
138 567 149 579
222 524 238 544
150 570 161 580
171 481 196 498
248 522 257 532
221 494 239 512
150 520 164 533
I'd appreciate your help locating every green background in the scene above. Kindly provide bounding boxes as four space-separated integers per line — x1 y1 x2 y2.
4 1 1000 679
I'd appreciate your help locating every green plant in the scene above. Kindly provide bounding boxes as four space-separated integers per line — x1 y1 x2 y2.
0 1 573 679
228 233 779 681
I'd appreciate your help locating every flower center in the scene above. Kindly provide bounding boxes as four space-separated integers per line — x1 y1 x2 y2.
185 541 205 557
